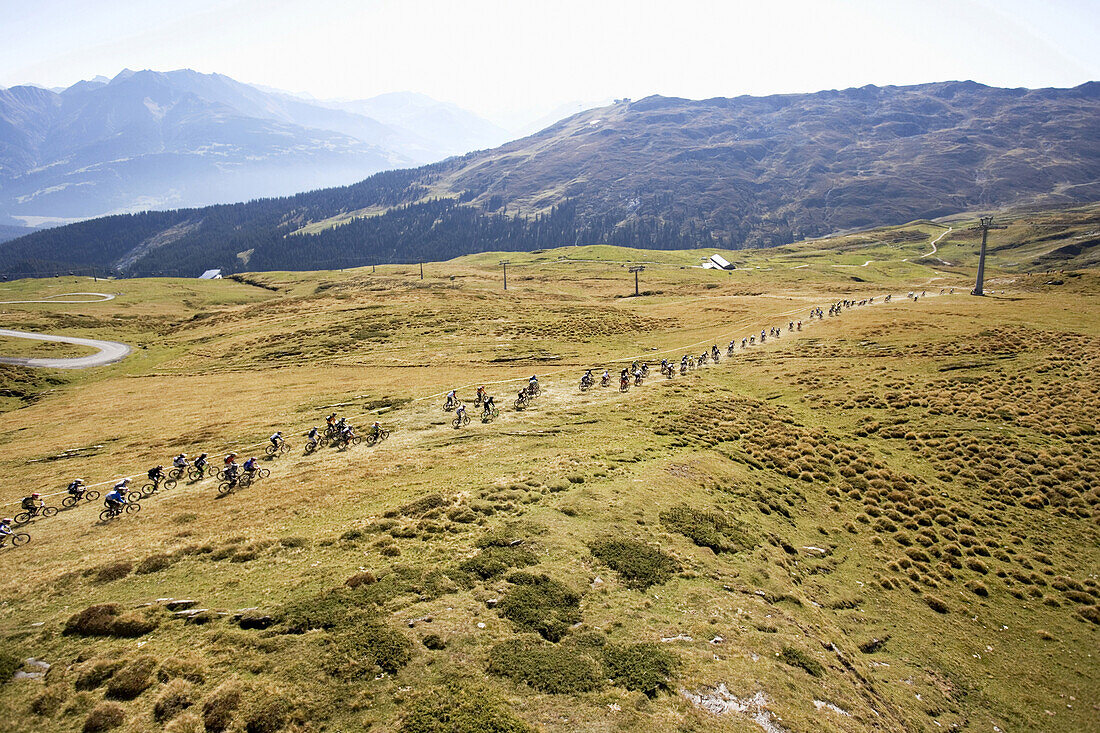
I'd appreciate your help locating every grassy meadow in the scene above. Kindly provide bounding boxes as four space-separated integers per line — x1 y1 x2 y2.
0 205 1097 732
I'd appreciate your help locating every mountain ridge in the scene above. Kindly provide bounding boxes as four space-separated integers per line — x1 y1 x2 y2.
2 80 1097 276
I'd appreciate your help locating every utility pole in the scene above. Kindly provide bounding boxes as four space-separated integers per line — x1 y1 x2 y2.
419 262 424 280
629 265 645 296
500 260 509 290
969 215 1006 296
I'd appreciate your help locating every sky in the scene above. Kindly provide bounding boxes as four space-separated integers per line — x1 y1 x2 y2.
2 0 1097 129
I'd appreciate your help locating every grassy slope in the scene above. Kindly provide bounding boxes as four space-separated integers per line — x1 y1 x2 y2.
0 210 1096 732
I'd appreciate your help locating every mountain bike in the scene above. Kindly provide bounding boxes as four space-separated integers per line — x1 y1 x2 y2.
62 490 100 508
1 532 31 547
266 441 291 457
366 429 391 446
481 407 499 423
452 412 470 428
14 506 57 524
100 502 140 521
168 466 188 481
188 465 217 481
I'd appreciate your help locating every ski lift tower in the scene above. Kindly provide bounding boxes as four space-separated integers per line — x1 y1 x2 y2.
629 265 645 296
970 215 1006 296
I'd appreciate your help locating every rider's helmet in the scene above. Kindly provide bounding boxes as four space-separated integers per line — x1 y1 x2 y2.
1 518 11 524
32 492 40 498
199 453 207 459
74 478 84 485
373 421 380 427
121 478 130 485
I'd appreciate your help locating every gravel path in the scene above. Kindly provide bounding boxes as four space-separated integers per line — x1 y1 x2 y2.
0 328 132 369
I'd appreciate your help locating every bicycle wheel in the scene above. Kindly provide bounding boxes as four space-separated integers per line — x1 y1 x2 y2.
125 502 141 514
41 506 58 518
280 442 291 455
257 468 270 479
11 532 30 547
99 509 116 522
127 491 143 503
85 490 100 502
62 496 78 508
217 481 234 495
13 512 30 524
304 441 316 455
265 445 277 456
239 474 253 488
140 482 158 497
380 430 390 440
351 436 362 445
163 478 177 491
188 469 203 481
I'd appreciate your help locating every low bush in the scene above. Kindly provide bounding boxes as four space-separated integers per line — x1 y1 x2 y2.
778 646 824 677
659 505 754 553
325 623 414 678
345 571 377 588
924 595 951 614
400 682 534 733
399 493 448 517
242 693 289 733
590 538 680 590
202 680 244 733
0 649 20 682
422 634 446 650
105 655 156 700
75 658 125 690
64 604 158 638
82 702 125 732
163 711 204 733
136 553 175 574
487 636 601 693
157 656 206 684
457 545 538 581
92 561 133 583
30 686 68 716
154 678 194 722
602 643 677 696
498 573 581 642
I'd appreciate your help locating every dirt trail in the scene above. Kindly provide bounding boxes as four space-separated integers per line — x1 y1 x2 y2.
0 328 132 369
0 292 115 304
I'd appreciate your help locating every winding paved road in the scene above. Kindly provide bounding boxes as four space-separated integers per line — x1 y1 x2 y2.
0 329 132 369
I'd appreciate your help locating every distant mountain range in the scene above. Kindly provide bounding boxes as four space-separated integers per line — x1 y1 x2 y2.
0 69 510 228
2 80 1097 277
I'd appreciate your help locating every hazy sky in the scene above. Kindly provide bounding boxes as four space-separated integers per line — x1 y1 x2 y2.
2 0 1097 128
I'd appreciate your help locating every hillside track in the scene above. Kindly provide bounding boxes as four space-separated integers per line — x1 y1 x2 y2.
0 291 115 304
0 328 131 369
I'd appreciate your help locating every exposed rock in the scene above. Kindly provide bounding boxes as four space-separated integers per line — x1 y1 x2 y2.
681 685 788 733
165 599 198 611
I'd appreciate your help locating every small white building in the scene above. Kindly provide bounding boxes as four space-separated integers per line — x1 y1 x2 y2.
199 269 222 280
709 254 734 270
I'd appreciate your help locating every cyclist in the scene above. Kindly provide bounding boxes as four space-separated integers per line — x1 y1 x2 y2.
173 453 189 471
444 390 457 410
0 518 12 542
243 456 259 476
307 426 320 448
711 345 720 361
369 421 383 440
67 478 86 498
482 396 496 418
104 484 127 512
600 369 611 387
455 402 468 424
581 369 593 389
224 461 240 483
326 413 338 430
21 493 43 515
224 452 238 467
148 465 165 486
475 386 487 406
270 431 283 450
528 375 539 394
619 370 630 390
339 424 357 445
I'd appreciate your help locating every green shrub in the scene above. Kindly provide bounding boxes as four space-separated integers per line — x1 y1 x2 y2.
93 561 132 583
602 643 677 696
400 682 534 733
778 646 824 677
202 680 244 733
154 678 194 722
136 553 175 574
277 590 361 633
399 493 448 517
75 658 125 690
64 604 158 638
498 573 581 642
487 637 601 693
457 546 537 581
659 505 754 553
0 649 20 682
925 595 950 614
242 693 289 733
422 634 446 650
105 655 156 700
83 702 124 732
590 538 680 589
325 623 414 678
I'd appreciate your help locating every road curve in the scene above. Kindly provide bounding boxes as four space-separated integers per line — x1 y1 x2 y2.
0 329 132 369
0 292 115 304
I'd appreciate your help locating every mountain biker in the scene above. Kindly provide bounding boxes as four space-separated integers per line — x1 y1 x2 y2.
243 456 259 475
104 485 127 512
528 375 539 394
270 431 283 450
326 413 337 428
67 479 86 498
0 518 12 540
339 424 357 442
455 403 468 423
369 421 383 439
482 396 495 417
224 461 240 482
335 417 347 433
148 465 165 485
195 453 209 471
173 453 188 470
444 390 457 409
581 369 593 388
224 452 238 467
711 345 720 361
21 493 43 514
307 426 320 447
601 369 611 386
476 386 487 405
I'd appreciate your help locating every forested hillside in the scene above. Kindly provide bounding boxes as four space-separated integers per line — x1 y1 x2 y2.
3 80 1098 277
